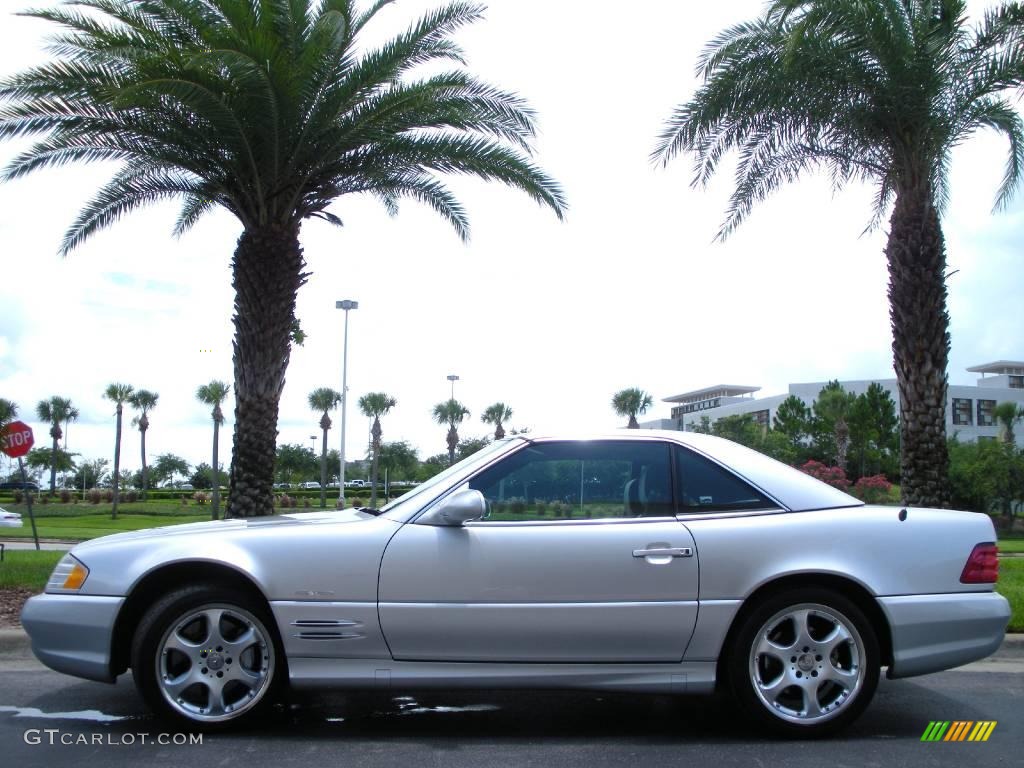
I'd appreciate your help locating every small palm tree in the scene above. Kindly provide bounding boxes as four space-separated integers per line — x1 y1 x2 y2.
103 383 134 519
35 396 77 494
0 398 17 433
128 389 158 499
993 402 1024 446
612 388 653 429
433 399 471 465
1 0 566 517
308 387 342 509
359 393 397 509
196 381 230 520
481 402 513 440
654 0 1024 506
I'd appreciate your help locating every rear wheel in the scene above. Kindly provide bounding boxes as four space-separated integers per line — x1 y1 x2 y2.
728 588 879 737
131 584 283 728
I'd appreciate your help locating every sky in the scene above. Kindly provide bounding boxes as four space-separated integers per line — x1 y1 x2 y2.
0 0 1022 478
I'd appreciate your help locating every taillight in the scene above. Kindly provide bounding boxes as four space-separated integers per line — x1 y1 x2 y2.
960 543 999 584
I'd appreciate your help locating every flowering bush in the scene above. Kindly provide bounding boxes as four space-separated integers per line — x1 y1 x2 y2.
192 491 211 505
797 460 850 491
852 474 894 504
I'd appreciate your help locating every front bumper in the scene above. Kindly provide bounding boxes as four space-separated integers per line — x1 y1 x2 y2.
20 593 124 683
879 591 1011 679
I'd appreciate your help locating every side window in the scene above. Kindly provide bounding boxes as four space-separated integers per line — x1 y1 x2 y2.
468 441 674 521
675 446 772 512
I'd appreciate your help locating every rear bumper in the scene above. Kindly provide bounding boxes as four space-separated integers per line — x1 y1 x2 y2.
20 593 123 683
879 591 1010 679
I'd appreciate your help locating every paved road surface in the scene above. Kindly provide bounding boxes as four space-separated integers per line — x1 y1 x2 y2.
0 661 1019 768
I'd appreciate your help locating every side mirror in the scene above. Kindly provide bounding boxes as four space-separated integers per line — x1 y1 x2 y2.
418 489 486 527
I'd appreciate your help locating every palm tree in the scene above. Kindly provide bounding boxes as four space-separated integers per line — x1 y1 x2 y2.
654 0 1024 507
481 402 513 440
128 389 158 499
0 398 16 433
103 383 134 519
433 399 471 466
612 388 654 429
359 392 397 509
35 396 77 495
0 1 566 517
308 387 342 509
196 381 230 520
993 402 1024 445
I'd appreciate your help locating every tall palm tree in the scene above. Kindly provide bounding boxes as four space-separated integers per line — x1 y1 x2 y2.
359 392 397 509
308 387 342 509
103 383 134 519
196 380 230 520
128 389 158 499
433 399 470 466
481 402 513 439
35 396 77 494
993 401 1024 445
0 0 566 517
654 0 1024 507
612 388 654 429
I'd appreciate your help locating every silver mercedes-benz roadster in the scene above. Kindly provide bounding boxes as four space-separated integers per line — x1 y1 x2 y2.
22 431 1009 736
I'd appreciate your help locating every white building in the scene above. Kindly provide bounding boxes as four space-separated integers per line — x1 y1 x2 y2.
640 361 1024 447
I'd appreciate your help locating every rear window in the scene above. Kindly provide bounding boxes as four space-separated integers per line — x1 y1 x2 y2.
675 446 773 512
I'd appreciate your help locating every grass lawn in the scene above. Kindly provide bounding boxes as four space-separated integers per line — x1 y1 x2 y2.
998 558 1024 633
1 513 209 541
0 550 64 591
998 538 1024 554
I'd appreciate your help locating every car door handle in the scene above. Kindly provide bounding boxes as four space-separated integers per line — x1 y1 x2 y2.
632 547 693 558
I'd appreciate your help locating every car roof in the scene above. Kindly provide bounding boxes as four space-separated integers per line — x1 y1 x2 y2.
515 430 862 513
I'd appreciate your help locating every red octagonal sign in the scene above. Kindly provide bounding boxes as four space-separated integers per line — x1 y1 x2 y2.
1 420 34 458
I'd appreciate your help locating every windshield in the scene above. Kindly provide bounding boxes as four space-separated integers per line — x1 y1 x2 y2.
379 438 525 520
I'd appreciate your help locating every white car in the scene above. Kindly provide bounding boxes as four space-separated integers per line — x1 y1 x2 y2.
301 481 321 490
20 432 1010 735
0 506 23 527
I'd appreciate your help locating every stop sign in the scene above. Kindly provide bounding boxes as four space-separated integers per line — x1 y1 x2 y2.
1 420 34 458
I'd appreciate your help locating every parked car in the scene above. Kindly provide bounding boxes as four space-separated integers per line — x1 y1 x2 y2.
0 481 39 491
300 481 321 490
344 479 368 488
0 506 23 527
21 432 1009 735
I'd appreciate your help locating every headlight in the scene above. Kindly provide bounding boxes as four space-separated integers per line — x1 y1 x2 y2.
46 554 90 593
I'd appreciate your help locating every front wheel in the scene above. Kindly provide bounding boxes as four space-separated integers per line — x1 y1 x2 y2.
728 588 880 737
131 584 284 728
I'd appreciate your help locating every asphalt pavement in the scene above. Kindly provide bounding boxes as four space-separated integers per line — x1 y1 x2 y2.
0 633 1020 768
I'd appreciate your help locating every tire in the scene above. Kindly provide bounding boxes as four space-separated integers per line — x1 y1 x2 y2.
727 587 880 738
131 584 285 729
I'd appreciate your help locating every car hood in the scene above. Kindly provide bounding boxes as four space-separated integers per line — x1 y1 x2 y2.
72 509 375 551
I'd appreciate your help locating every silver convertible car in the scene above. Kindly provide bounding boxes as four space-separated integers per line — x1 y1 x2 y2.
22 431 1009 736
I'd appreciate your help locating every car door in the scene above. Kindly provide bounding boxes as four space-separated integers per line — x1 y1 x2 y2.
378 439 699 662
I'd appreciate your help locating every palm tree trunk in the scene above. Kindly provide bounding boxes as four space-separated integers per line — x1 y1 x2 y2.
320 426 328 509
49 429 59 495
211 419 220 520
447 427 458 466
370 446 380 509
111 406 122 520
886 185 951 508
140 425 148 500
628 415 639 429
226 224 307 517
494 423 505 440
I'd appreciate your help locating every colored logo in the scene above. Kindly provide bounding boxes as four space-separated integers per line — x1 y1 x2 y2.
921 721 997 742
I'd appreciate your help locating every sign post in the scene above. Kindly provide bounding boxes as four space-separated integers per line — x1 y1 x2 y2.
1 421 39 551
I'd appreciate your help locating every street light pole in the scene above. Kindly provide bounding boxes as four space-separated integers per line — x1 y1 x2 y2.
336 300 358 506
447 374 460 401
